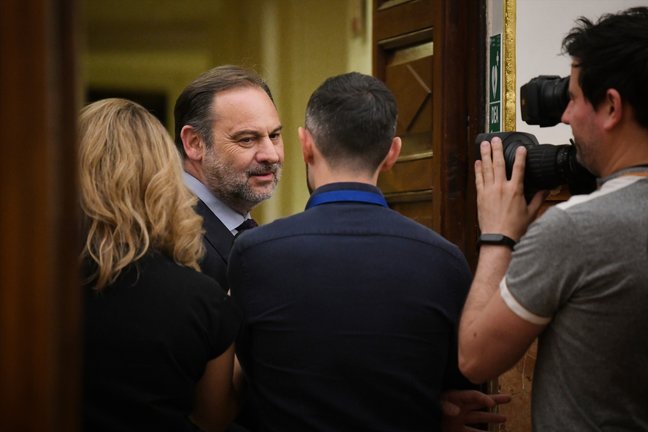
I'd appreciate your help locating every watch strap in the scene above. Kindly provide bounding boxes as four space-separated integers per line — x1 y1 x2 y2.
477 233 517 250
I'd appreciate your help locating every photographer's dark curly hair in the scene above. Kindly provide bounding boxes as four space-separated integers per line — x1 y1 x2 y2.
562 7 648 130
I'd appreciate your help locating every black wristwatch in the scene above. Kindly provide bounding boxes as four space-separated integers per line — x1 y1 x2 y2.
476 233 516 250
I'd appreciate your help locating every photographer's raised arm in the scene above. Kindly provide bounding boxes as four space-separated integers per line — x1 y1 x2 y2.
458 138 547 383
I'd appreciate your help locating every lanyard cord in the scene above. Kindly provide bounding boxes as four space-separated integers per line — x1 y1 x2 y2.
602 165 648 183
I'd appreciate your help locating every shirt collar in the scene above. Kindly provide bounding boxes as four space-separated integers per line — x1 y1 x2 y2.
312 182 382 195
183 171 249 234
306 182 386 209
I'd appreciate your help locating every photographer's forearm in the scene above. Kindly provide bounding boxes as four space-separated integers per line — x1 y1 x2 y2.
459 137 546 383
459 244 545 384
460 244 511 327
465 246 511 314
458 246 511 382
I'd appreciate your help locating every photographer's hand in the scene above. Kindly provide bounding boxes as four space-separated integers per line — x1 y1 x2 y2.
475 137 545 241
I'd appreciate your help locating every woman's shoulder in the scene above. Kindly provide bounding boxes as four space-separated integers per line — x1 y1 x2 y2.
83 251 228 311
139 251 225 295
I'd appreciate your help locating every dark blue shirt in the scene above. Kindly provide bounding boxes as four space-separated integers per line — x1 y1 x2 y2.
229 182 473 432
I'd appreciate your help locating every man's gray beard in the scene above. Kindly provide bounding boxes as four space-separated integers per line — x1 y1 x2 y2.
204 155 281 210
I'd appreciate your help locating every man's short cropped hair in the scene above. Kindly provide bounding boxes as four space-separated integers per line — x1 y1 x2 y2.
305 72 398 173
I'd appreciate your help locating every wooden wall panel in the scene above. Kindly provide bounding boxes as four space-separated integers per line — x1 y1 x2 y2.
0 0 80 430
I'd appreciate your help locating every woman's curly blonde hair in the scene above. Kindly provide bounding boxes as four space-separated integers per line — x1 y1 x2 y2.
79 98 204 290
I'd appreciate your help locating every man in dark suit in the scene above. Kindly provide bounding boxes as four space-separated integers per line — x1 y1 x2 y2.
228 72 508 431
174 65 283 292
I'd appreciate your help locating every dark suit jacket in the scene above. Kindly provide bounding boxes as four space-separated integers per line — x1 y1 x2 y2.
195 199 233 292
229 182 474 432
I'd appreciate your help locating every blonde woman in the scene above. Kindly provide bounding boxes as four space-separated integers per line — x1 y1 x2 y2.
80 98 240 432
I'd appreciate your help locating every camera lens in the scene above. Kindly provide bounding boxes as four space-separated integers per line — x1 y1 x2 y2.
525 144 570 190
475 132 596 199
540 77 570 126
520 76 570 127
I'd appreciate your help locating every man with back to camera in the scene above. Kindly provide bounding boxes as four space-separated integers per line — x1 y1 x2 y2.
459 7 648 430
228 72 510 431
174 65 283 292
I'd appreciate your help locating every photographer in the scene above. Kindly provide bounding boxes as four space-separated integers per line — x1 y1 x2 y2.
458 7 648 431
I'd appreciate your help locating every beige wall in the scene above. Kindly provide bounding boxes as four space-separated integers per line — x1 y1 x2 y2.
83 0 372 223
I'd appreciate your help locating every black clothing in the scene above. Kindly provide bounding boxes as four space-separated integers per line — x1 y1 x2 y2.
83 252 240 431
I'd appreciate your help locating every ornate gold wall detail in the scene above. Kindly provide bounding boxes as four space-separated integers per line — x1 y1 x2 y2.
503 0 516 132
498 7 534 432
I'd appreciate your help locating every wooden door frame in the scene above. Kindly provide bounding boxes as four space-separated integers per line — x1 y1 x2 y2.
432 0 486 268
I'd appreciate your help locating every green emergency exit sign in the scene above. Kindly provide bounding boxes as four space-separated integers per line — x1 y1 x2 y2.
489 34 502 132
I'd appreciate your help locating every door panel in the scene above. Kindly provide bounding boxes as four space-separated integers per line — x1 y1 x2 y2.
387 51 433 156
374 0 434 41
373 0 484 266
374 2 535 431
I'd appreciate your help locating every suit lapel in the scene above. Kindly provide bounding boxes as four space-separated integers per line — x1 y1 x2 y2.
195 199 234 261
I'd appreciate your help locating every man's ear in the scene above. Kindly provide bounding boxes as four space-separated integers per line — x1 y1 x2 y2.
380 137 402 172
180 125 204 161
602 88 623 131
299 127 315 164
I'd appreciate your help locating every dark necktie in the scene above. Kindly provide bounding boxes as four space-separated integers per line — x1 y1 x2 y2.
235 218 257 238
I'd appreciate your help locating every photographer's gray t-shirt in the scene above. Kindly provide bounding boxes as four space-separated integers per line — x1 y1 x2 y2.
501 174 648 431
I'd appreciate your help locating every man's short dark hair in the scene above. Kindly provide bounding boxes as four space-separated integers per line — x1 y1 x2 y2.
305 72 398 172
173 65 274 158
562 7 648 129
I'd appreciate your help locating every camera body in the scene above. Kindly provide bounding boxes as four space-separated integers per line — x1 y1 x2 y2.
479 75 596 199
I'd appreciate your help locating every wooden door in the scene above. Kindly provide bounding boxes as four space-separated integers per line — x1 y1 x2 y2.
374 3 537 430
373 0 484 266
